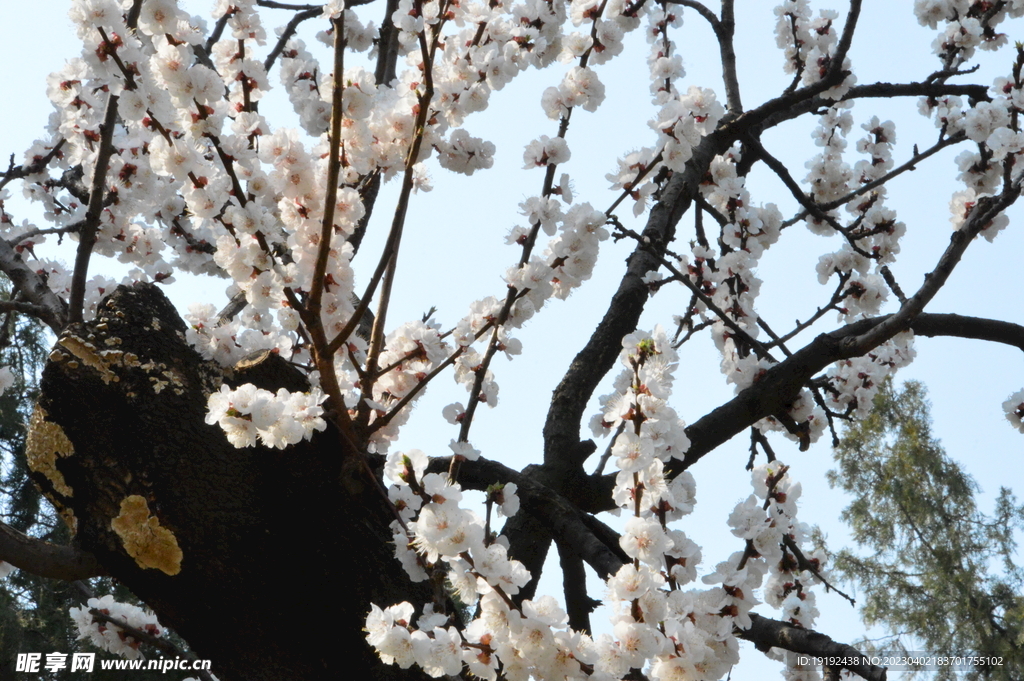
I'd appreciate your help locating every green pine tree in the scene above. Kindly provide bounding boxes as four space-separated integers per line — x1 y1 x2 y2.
824 378 1024 681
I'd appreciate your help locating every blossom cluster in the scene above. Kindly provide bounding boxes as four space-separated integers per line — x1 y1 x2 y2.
913 4 1024 242
592 330 827 681
368 327 829 680
205 384 327 449
699 152 782 386
824 332 916 421
1003 389 1024 433
940 86 1023 240
366 320 454 449
69 595 164 660
735 462 827 681
774 0 855 100
915 0 1023 61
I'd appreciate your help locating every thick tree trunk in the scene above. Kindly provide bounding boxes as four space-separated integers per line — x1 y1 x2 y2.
27 283 430 681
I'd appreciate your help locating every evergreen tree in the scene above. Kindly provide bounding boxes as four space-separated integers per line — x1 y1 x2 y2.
826 379 1024 680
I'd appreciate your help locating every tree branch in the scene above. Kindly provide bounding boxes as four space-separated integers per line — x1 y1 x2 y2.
718 0 741 114
673 307 1024 478
741 613 887 681
749 81 989 135
676 0 718 28
72 584 216 681
263 8 321 73
829 0 861 81
556 540 600 634
908 312 1024 351
0 299 49 317
428 456 626 580
0 520 106 581
0 139 65 193
0 237 67 332
68 82 120 325
677 1 742 114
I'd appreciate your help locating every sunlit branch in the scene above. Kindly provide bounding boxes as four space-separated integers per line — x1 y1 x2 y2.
0 299 49 317
6 225 79 245
263 7 321 73
356 1 451 430
307 14 347 321
0 238 66 332
74 581 215 681
68 74 120 325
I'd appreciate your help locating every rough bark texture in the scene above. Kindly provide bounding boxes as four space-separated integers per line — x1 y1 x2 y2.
28 283 431 681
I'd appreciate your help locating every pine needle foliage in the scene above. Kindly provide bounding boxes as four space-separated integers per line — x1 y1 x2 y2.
827 378 1024 681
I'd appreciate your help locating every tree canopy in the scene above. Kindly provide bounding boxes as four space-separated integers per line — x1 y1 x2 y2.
0 1 1023 680
827 378 1024 681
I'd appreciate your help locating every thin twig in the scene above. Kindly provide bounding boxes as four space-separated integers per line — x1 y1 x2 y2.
594 421 627 476
781 132 966 229
879 265 907 306
68 66 120 324
263 8 321 72
0 139 65 193
783 535 856 606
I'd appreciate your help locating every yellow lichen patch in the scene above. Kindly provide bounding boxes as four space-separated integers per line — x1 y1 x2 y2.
25 405 74 498
110 495 182 576
59 335 117 384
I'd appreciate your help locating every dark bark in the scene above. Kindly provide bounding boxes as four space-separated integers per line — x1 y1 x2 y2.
27 283 431 681
0 521 105 581
741 613 888 681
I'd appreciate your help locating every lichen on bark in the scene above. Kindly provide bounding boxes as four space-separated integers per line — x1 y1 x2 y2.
110 495 182 576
